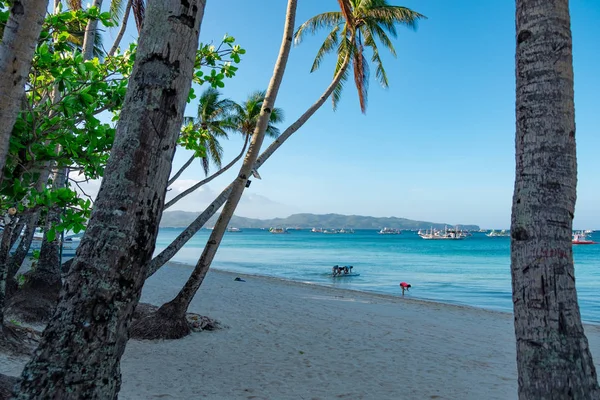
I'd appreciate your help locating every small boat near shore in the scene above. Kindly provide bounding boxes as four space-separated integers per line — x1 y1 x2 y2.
331 265 360 277
378 227 401 235
572 232 598 245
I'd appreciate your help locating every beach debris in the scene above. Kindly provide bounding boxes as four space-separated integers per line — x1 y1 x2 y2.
234 277 246 282
186 313 220 332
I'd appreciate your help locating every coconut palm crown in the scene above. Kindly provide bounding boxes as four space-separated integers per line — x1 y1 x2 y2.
294 0 425 113
230 90 284 138
183 87 237 175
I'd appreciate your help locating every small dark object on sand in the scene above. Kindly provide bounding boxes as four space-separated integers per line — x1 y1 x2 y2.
234 277 246 282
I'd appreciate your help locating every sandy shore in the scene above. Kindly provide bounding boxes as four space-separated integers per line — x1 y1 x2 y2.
2 263 600 399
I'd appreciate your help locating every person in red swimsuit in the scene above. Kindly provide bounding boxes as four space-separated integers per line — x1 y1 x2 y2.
399 282 412 295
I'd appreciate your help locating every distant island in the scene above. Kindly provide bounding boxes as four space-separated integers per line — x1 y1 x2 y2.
159 211 480 231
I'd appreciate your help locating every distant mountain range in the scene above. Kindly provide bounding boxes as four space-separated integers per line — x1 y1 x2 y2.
159 211 480 231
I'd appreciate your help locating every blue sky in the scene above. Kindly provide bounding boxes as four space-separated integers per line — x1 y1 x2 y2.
96 0 600 229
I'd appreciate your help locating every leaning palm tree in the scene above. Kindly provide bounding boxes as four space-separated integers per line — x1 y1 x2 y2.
294 0 425 113
511 0 599 398
230 90 284 138
163 89 284 210
182 87 237 175
145 0 426 278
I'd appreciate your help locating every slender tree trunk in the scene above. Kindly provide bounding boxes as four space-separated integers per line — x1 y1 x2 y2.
512 0 599 398
168 154 196 186
15 0 206 397
32 167 67 288
0 0 49 183
0 213 18 331
146 53 352 278
157 0 296 320
6 211 39 280
82 0 103 60
164 134 250 209
108 0 132 57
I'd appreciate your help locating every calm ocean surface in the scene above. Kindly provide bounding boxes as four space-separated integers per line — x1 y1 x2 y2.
154 228 600 323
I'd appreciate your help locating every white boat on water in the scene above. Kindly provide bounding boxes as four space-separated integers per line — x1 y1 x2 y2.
269 227 288 234
487 229 509 237
419 226 466 240
227 227 242 232
311 227 323 233
572 232 597 245
378 227 401 235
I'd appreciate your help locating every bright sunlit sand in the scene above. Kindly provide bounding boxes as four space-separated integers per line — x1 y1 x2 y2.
2 263 600 400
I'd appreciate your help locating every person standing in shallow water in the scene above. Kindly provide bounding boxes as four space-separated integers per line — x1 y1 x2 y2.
399 282 411 295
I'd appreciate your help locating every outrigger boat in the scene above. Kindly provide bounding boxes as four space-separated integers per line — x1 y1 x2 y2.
331 265 360 277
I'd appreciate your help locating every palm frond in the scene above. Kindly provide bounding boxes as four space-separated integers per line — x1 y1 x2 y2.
331 34 354 110
109 0 126 21
131 0 145 33
310 25 341 72
362 26 389 87
293 12 344 45
366 6 425 34
352 45 369 113
363 20 396 56
66 0 82 10
337 0 355 28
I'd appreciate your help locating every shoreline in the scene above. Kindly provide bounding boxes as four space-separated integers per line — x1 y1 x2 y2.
2 262 599 399
167 261 600 328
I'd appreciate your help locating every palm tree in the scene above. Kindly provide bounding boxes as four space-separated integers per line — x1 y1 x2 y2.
512 0 599 398
164 90 284 210
182 87 237 175
294 0 425 113
131 0 297 340
16 0 206 397
145 0 426 278
230 90 284 138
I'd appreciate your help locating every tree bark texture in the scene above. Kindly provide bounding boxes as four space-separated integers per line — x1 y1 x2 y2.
512 0 599 398
146 45 352 279
0 213 18 327
15 0 206 398
160 0 296 318
0 0 49 183
34 167 67 287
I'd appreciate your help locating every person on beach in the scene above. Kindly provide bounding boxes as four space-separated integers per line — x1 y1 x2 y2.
399 282 411 295
332 265 339 276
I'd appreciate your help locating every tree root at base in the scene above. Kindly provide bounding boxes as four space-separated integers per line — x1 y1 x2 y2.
5 285 59 324
130 302 221 340
0 373 20 399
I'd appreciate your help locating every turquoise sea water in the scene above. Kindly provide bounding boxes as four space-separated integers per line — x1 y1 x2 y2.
154 228 600 323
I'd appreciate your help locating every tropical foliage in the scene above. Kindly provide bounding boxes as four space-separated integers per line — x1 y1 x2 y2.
294 0 425 112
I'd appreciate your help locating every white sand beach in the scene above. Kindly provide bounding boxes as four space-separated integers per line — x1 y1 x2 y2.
2 263 600 399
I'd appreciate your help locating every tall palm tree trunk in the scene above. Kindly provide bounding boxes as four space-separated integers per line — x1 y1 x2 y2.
132 0 297 340
0 0 49 183
512 0 599 398
108 0 133 57
82 0 103 60
146 53 352 278
15 0 206 397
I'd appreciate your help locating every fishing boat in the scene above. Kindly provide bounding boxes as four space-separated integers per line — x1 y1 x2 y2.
269 227 288 234
572 232 597 245
419 226 466 240
487 229 510 237
227 227 242 232
378 227 401 235
331 265 360 277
